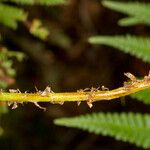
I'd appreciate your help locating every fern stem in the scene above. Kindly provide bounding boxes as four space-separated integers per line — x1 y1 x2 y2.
0 73 150 104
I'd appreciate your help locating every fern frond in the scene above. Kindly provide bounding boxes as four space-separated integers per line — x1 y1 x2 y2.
0 4 27 29
54 112 150 149
102 1 150 26
88 35 150 62
1 0 66 5
131 89 150 104
118 17 143 26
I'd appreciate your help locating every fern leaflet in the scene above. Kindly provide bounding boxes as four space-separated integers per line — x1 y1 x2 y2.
54 112 150 149
102 1 150 26
88 35 150 63
118 17 144 26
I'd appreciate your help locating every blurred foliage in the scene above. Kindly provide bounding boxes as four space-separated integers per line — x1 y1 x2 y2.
0 3 27 29
0 0 150 150
89 35 150 63
0 47 25 88
102 1 150 26
0 0 66 38
0 0 66 142
131 88 150 104
55 1 150 149
0 0 67 5
29 19 49 40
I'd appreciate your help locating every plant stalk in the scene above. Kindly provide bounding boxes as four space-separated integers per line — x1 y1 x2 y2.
0 73 150 104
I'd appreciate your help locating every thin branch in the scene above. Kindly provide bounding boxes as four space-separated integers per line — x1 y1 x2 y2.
1 72 150 108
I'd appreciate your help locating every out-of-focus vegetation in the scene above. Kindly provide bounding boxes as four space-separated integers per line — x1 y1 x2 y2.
54 1 150 149
0 0 150 150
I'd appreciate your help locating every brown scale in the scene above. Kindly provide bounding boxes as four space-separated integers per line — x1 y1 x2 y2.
86 87 100 108
77 88 90 93
33 102 46 111
144 71 150 82
123 73 139 90
8 88 23 109
77 88 90 106
41 86 54 96
77 101 81 106
33 86 55 110
124 72 137 82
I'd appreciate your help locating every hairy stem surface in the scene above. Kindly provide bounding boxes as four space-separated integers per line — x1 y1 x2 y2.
0 73 150 106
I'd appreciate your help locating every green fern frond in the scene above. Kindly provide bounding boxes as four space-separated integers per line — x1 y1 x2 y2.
0 4 27 29
88 35 150 62
54 112 150 149
1 0 66 5
131 89 150 104
118 17 143 26
102 1 150 26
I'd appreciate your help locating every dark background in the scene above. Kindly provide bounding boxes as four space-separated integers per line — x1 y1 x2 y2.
0 0 150 149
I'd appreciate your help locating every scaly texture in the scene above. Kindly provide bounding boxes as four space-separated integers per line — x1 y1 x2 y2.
89 35 150 62
102 1 150 26
54 112 150 149
1 0 66 5
131 89 150 104
0 72 150 110
0 4 27 29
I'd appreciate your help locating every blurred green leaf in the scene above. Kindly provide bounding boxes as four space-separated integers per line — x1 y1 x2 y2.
0 48 25 77
0 47 25 61
7 51 25 62
30 19 49 40
0 81 8 89
118 17 143 26
131 88 150 104
0 3 27 29
89 35 150 63
1 0 67 5
102 1 150 26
